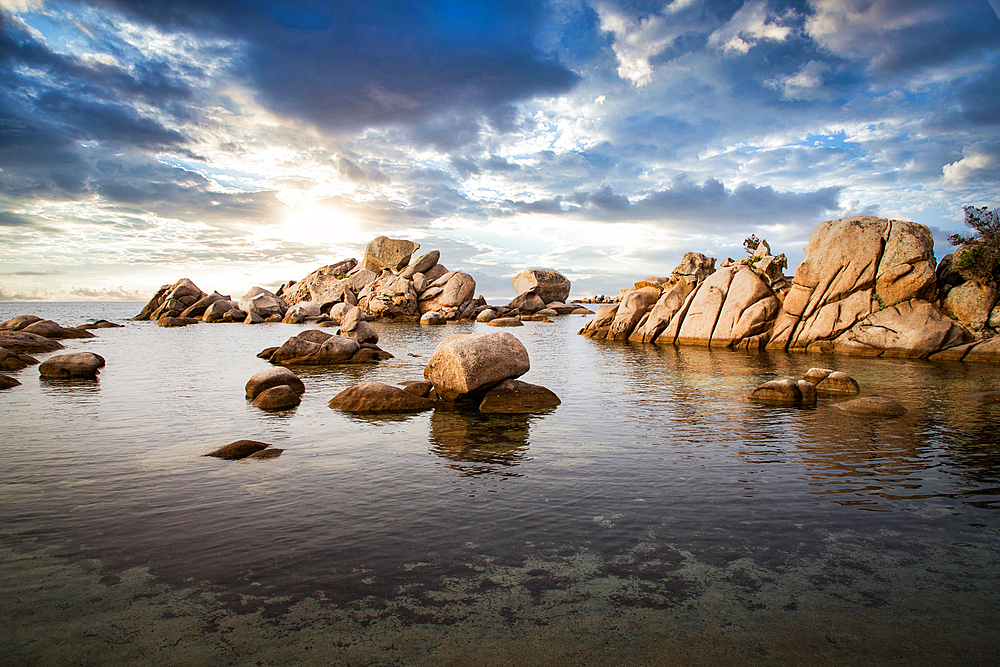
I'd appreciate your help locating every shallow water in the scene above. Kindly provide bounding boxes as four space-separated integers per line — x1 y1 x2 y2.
2 302 1000 665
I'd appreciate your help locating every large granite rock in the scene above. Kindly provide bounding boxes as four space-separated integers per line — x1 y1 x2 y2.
608 286 661 340
38 352 105 379
875 220 938 306
942 281 999 330
133 278 205 320
252 385 302 410
180 292 229 319
418 271 476 319
239 286 288 319
203 300 243 323
0 315 43 331
629 278 697 343
329 381 436 413
833 299 971 358
269 333 361 365
0 347 37 372
424 331 530 400
511 269 571 304
710 267 781 347
835 396 908 417
281 259 358 307
361 274 420 318
676 267 738 346
399 250 440 279
21 320 95 340
359 236 420 272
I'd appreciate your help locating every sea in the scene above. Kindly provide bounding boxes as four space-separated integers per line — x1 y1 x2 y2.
2 302 999 666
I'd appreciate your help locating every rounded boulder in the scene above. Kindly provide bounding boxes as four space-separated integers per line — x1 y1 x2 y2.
329 381 437 413
835 396 908 417
246 367 305 399
424 331 530 400
252 385 302 410
38 352 105 379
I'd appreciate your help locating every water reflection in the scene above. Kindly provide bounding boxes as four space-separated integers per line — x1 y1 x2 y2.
429 409 532 476
39 376 101 395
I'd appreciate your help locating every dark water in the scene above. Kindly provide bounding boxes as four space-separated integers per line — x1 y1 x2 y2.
2 302 1000 665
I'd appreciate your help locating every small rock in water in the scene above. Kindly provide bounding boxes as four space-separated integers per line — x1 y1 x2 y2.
399 380 434 398
329 381 436 413
748 379 802 406
246 367 305 399
835 396 908 417
247 448 284 460
252 385 302 410
1 374 20 389
205 440 271 459
814 371 860 394
479 379 561 414
38 352 105 379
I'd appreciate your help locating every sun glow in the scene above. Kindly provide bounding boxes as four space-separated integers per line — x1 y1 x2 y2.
280 204 365 245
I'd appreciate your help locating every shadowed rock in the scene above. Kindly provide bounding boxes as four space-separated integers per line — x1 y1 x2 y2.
400 380 434 397
0 315 43 331
157 316 200 327
247 448 284 459
246 367 305 399
252 385 301 410
1 374 20 389
0 331 64 353
479 379 560 414
329 381 436 413
748 379 803 406
512 269 571 304
0 347 37 372
22 320 95 339
814 371 860 394
38 352 105 379
205 440 271 460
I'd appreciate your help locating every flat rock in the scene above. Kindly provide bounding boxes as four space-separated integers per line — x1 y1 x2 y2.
157 316 200 327
487 317 523 327
479 379 561 413
252 385 302 410
38 352 106 379
835 396 908 417
329 381 437 413
0 330 64 353
205 440 271 460
246 367 305 399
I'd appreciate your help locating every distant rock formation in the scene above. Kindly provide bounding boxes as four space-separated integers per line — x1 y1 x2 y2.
579 216 1000 363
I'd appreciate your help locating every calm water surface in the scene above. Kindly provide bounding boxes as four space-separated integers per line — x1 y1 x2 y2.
2 302 999 666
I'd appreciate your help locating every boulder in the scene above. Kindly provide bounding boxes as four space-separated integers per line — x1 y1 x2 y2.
579 303 620 338
511 269 571 304
399 250 441 279
328 381 436 413
507 292 546 314
676 267 738 346
1 374 20 390
359 236 420 272
802 368 833 385
245 312 265 324
400 380 434 398
269 333 360 365
630 278 697 343
246 367 305 399
0 330 64 353
711 267 780 347
476 309 497 323
478 379 561 413
205 440 271 460
297 329 333 344
134 278 205 321
608 286 661 340
748 379 803 406
157 316 200 327
421 311 446 325
942 281 999 330
247 448 284 460
875 220 937 306
419 272 476 317
1 315 43 331
835 396 908 417
797 380 817 406
814 371 860 394
672 252 716 284
328 302 353 323
76 320 123 330
38 352 105 379
0 347 37 371
835 299 971 358
252 385 302 410
362 274 419 318
22 320 95 339
423 264 449 283
238 286 287 319
202 300 241 323
487 317 523 327
281 259 359 307
963 336 1000 364
180 292 229 318
283 301 321 323
424 331 531 400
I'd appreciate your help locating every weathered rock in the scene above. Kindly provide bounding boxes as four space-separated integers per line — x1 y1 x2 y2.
281 259 359 307
329 381 436 413
246 367 305 399
423 264 449 283
297 329 333 344
942 281 999 330
797 380 817 406
205 440 271 460
247 448 284 460
511 269 571 304
21 320 93 339
203 300 241 323
283 301 321 323
0 347 35 371
487 317 523 327
239 286 287 319
629 278 697 343
814 371 860 394
419 272 476 317
478 379 561 413
579 304 620 338
507 292 546 314
269 333 361 365
1 374 20 389
421 311 446 325
875 220 937 306
835 396 908 417
711 268 780 347
339 307 378 344
134 278 205 321
802 368 833 385
748 379 803 406
257 347 279 361
157 316 200 327
400 380 434 398
835 299 971 358
76 320 123 330
536 308 559 317
672 252 716 284
38 352 105 379
676 267 738 346
0 330 64 353
0 315 43 331
360 236 420 272
363 274 419 318
476 309 497 323
424 331 531 400
180 292 229 318
252 385 302 410
963 336 1000 364
608 286 661 340
245 312 265 324
399 250 440 279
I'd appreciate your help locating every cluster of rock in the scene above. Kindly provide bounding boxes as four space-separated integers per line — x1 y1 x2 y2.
1 315 119 388
749 367 907 416
580 216 1000 363
476 269 592 327
328 331 560 415
575 295 622 304
245 367 305 410
257 306 393 365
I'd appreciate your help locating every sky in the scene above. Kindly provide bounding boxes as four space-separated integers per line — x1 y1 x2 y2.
1 0 998 302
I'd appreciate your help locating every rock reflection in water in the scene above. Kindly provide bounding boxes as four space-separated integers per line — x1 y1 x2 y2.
429 409 532 476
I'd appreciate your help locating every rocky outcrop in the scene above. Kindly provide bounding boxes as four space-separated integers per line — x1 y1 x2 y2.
20 320 95 340
133 278 205 320
239 286 287 320
38 352 105 379
328 381 436 413
1 315 43 331
942 282 999 331
0 347 37 372
511 269 571 305
264 324 391 365
424 332 530 400
829 299 970 358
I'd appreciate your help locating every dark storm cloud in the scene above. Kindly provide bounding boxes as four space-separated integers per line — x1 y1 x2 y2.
86 0 580 138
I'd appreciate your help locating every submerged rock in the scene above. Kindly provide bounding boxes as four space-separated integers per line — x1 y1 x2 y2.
748 379 803 406
205 440 271 460
835 396 908 417
38 352 105 379
247 448 284 460
328 381 437 413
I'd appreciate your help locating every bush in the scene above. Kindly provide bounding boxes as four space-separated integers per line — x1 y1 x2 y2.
949 206 1000 285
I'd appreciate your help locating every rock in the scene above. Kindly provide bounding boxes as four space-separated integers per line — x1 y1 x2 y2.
875 220 937 306
247 448 283 460
399 250 440 279
535 308 558 318
77 320 123 330
476 309 497 323
814 371 860 394
579 303 620 338
802 368 833 385
239 286 288 319
676 267 738 346
709 268 781 347
359 236 420 272
0 347 36 372
22 320 95 339
629 278 697 343
423 264 449 283
478 379 561 413
329 381 436 413
835 396 908 417
281 259 359 308
180 292 229 318
245 312 265 324
1 374 20 389
421 311 446 325
246 367 305 399
340 307 379 344
252 385 302 410
157 315 200 327
608 286 661 340
134 278 205 321
571 307 595 315
203 300 241 323
835 299 971 358
283 301 321 323
507 292 546 314
257 346 278 360
511 269 571 304
672 252 716 284
362 274 419 318
328 302 352 323
269 333 360 365
487 317 523 327
38 352 106 379
797 380 817 406
942 281 999 330
748 379 803 406
963 336 1000 364
297 329 333 344
424 331 531 400
205 440 271 460
400 380 434 397
0 330 64 353
0 315 43 331
419 272 476 317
